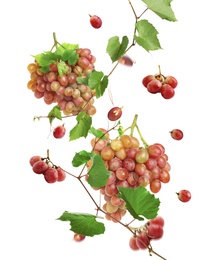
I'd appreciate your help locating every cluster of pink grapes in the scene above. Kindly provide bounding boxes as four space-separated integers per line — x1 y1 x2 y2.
129 216 164 251
86 130 171 222
29 155 66 183
27 48 97 116
142 73 178 99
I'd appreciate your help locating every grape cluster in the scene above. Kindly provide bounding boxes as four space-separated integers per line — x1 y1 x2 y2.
29 155 66 183
27 48 97 116
129 216 164 251
87 130 171 222
142 73 178 99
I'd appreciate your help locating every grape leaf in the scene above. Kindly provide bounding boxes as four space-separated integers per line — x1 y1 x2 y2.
69 111 92 141
106 36 129 62
48 105 62 124
88 71 108 98
72 150 91 167
55 43 79 57
87 154 110 188
142 0 177 21
134 20 161 51
57 211 105 236
61 49 79 65
89 126 106 139
32 51 59 73
117 186 160 220
57 61 67 76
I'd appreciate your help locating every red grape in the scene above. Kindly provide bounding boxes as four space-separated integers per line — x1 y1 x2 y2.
129 236 140 250
89 15 102 29
160 84 175 99
73 233 85 242
32 160 48 174
164 75 178 88
148 216 165 227
147 79 162 93
119 55 134 66
53 125 66 139
177 189 191 202
147 224 164 239
107 107 122 121
136 232 150 249
56 167 66 182
44 168 58 183
170 129 183 140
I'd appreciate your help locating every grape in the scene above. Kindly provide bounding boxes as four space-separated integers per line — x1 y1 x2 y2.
115 167 129 181
56 167 66 182
44 168 58 183
136 232 150 249
160 84 175 99
142 75 155 87
159 170 170 183
177 189 191 202
29 155 42 166
150 179 161 193
118 55 134 66
129 236 140 251
147 224 164 239
135 148 149 163
32 160 48 174
73 233 85 242
147 79 162 93
89 15 102 29
101 146 115 161
108 107 122 121
148 216 165 227
170 129 183 140
164 75 178 88
53 125 66 139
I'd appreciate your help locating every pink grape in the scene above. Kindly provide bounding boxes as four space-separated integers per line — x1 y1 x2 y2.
73 233 85 242
177 189 191 202
44 168 58 183
170 129 183 140
89 15 102 28
32 160 48 174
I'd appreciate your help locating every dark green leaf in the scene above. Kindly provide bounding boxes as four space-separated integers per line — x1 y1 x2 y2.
117 186 160 220
69 112 92 141
106 36 129 62
57 211 105 236
142 0 177 21
134 20 161 51
72 150 91 167
48 105 62 124
76 74 90 85
87 154 110 188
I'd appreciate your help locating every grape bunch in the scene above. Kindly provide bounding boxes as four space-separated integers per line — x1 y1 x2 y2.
129 216 164 251
87 130 171 222
27 48 97 116
142 73 178 99
29 155 66 183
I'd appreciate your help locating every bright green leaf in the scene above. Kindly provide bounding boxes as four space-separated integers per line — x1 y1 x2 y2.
32 51 59 72
57 211 105 236
106 36 129 62
117 186 160 220
134 20 162 52
69 112 92 141
48 105 62 124
89 126 106 139
57 61 67 76
55 43 79 57
88 71 108 98
87 154 110 188
142 0 177 21
72 150 91 167
61 49 79 65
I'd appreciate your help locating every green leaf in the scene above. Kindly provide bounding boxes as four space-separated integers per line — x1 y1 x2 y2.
117 186 160 220
55 43 79 57
69 111 92 141
72 150 91 167
32 51 59 72
57 211 105 236
118 125 124 137
76 74 90 85
87 154 110 188
106 36 129 62
142 0 177 21
57 61 67 76
48 105 62 124
61 49 79 65
89 126 106 139
134 20 162 52
88 71 108 98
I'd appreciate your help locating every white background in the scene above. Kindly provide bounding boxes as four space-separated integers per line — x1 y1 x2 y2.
1 0 212 259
